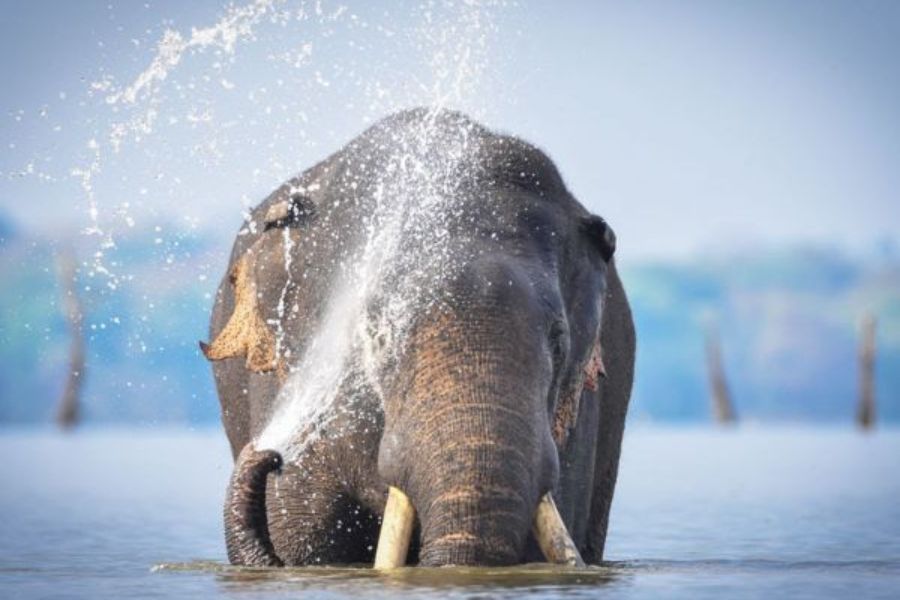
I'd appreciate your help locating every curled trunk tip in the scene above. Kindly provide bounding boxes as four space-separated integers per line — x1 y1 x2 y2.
224 444 284 567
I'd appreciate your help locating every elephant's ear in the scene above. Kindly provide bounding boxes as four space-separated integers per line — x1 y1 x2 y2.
551 331 606 447
583 261 635 564
200 253 279 373
551 215 614 445
583 338 606 392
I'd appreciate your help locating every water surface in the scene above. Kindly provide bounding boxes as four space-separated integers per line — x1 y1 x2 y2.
1 426 898 598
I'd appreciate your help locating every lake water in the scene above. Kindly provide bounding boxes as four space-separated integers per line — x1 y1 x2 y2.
1 426 898 599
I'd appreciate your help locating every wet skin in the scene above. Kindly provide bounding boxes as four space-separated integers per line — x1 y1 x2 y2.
206 109 635 567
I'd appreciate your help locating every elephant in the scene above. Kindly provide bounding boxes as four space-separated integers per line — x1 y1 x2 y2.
202 108 635 568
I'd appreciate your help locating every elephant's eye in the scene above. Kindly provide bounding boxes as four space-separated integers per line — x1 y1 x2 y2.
264 193 316 230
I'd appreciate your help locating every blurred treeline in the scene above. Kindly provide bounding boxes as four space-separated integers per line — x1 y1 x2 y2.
0 212 897 425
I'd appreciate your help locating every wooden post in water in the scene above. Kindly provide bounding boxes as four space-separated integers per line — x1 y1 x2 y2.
856 314 876 430
56 250 85 430
705 325 736 424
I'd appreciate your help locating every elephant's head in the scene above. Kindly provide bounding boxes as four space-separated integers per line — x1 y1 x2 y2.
206 110 621 568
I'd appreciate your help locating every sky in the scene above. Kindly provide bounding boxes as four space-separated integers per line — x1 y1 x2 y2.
1 0 899 264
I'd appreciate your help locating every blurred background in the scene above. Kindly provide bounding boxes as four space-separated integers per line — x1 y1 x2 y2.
2 2 900 598
1 0 898 427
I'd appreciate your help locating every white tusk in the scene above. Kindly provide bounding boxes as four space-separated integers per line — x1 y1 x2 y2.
374 486 416 569
532 493 585 567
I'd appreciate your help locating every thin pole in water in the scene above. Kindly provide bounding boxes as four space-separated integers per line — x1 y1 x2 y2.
56 248 84 430
705 325 736 425
856 313 877 431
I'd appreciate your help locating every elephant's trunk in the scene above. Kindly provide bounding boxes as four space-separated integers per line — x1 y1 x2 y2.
404 401 546 567
375 261 565 567
417 478 530 566
223 444 284 567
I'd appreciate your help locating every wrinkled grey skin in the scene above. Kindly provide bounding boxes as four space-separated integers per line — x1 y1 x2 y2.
208 109 635 567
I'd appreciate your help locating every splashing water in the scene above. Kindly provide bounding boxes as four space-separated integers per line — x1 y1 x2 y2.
5 0 516 442
69 0 511 328
257 108 486 459
64 0 514 457
104 0 281 110
73 0 290 285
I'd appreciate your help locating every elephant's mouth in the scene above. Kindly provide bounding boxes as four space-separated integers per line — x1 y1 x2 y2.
374 486 584 569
